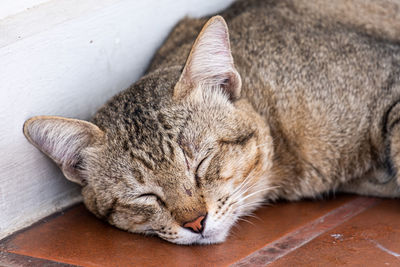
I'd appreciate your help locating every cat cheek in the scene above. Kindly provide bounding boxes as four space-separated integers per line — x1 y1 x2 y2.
220 167 235 182
219 155 238 178
219 157 246 183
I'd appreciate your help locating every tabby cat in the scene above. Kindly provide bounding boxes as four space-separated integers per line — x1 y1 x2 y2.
23 0 400 244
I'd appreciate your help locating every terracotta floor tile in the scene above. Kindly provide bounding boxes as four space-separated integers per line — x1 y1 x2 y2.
0 250 75 267
1 195 355 267
232 197 379 266
270 199 400 267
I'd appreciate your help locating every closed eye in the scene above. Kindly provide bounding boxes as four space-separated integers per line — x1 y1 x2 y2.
195 156 209 187
219 131 255 146
137 193 166 207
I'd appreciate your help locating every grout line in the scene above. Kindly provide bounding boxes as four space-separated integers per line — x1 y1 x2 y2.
369 239 400 258
0 250 80 267
231 197 380 267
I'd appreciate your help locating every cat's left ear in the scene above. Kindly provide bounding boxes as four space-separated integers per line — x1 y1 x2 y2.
174 16 242 101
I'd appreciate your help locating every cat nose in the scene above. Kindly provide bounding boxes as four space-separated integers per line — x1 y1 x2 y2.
183 214 207 234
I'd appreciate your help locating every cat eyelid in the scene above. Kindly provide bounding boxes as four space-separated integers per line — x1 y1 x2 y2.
181 148 191 170
137 193 166 207
195 155 210 186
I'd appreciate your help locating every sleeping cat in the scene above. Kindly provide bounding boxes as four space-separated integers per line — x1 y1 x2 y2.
23 0 400 245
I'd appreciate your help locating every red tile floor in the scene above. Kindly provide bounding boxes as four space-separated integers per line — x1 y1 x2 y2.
1 194 399 266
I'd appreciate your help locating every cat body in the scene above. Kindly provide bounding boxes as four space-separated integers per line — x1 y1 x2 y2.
148 0 400 200
24 0 400 245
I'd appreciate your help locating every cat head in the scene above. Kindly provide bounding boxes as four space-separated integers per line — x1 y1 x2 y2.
23 16 275 245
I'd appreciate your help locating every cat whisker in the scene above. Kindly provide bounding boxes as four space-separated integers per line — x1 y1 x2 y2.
237 217 255 226
236 203 264 213
231 174 254 197
243 213 262 221
230 185 252 203
228 181 266 204
237 187 272 203
237 200 264 208
223 198 261 220
237 201 266 212
229 184 279 220
228 227 241 239
230 177 260 202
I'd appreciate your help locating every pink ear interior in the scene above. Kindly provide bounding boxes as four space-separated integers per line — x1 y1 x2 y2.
23 116 103 185
175 16 242 100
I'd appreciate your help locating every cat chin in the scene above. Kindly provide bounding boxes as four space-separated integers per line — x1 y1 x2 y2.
161 224 230 245
166 232 228 245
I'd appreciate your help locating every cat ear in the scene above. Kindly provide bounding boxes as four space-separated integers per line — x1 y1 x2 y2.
23 116 104 185
174 16 242 101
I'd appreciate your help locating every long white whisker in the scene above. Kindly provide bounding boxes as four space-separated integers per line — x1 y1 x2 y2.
233 184 269 202
235 203 264 211
223 189 261 217
230 180 255 203
236 200 265 207
232 184 279 209
231 174 253 197
244 214 262 221
230 183 258 203
237 187 272 203
237 217 255 226
230 177 265 202
234 198 266 209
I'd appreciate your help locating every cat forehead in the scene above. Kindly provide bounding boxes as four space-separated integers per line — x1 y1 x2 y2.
98 91 234 141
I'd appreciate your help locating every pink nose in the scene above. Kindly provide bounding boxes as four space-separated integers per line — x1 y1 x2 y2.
183 215 206 234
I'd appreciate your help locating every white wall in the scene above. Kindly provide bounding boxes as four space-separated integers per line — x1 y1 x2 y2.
0 0 235 239
0 0 50 20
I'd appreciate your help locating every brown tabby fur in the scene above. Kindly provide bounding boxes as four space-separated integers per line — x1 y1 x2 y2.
24 0 400 244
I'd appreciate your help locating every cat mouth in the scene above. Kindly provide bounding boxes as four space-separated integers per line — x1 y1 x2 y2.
192 229 229 245
161 227 228 245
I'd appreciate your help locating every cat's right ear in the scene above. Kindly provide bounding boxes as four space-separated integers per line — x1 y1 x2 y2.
173 16 242 101
23 116 104 185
